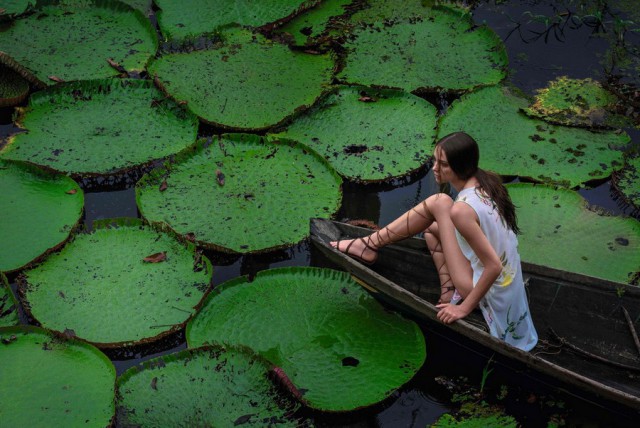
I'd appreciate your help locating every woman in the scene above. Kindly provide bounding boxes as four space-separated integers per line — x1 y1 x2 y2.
331 132 538 351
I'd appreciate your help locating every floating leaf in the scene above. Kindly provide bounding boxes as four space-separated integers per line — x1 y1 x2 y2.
0 326 115 427
0 63 29 107
273 86 437 181
187 267 426 411
348 0 438 23
432 402 517 428
1 79 198 175
0 160 83 273
438 86 629 187
507 183 640 284
148 28 334 131
612 155 640 211
0 0 158 86
154 0 320 40
337 6 507 93
136 134 342 253
117 345 305 427
277 0 353 46
21 220 213 347
1 274 19 327
525 76 625 128
0 0 33 18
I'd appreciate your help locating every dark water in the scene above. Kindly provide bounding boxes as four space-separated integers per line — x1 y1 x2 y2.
3 0 639 426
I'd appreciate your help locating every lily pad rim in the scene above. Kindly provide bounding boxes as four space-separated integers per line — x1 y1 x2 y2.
17 217 214 349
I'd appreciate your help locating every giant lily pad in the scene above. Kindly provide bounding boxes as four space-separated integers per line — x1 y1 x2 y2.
0 0 33 18
155 0 320 40
273 86 437 181
186 267 426 411
0 0 157 86
0 63 29 107
337 6 507 93
0 160 83 273
0 326 115 427
20 219 213 347
507 183 640 284
277 0 353 46
438 85 629 187
117 345 305 427
1 79 198 175
525 76 624 128
612 155 640 211
148 28 334 131
136 134 342 253
1 274 19 327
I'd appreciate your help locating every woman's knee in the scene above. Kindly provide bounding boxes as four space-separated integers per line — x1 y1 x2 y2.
426 193 453 217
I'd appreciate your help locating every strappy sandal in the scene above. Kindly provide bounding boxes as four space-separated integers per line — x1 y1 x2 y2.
334 237 379 265
438 285 455 304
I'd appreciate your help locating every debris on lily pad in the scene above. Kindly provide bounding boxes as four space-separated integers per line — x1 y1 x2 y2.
136 134 342 253
1 274 19 327
525 76 627 128
20 219 213 347
507 183 640 284
149 27 334 131
0 0 158 86
337 5 507 93
438 85 630 188
117 345 307 427
1 79 198 175
0 63 29 107
273 85 437 181
0 160 83 273
0 326 116 427
186 267 426 411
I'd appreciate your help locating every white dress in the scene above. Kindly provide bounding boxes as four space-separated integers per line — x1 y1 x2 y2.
454 187 538 351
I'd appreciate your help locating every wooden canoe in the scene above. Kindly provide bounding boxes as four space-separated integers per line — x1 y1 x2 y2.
310 218 640 413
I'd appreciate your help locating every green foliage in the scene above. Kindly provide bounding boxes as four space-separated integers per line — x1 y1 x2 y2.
136 134 342 253
612 155 640 211
0 0 158 85
273 86 437 181
277 0 353 45
438 85 629 187
155 0 320 40
149 28 334 131
0 326 116 426
0 160 83 273
117 346 304 427
1 79 198 175
338 6 507 92
0 0 34 17
507 183 640 284
432 402 518 427
0 63 29 107
21 220 213 346
187 267 426 411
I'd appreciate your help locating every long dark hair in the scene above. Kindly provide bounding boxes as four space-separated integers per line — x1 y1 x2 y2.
436 132 520 234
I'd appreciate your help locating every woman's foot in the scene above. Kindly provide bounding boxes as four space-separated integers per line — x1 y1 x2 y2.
330 237 379 265
438 285 455 304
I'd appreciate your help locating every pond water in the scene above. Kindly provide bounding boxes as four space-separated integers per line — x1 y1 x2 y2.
2 0 639 426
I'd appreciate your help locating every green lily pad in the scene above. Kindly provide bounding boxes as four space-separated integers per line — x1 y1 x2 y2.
186 267 426 411
1 274 19 327
525 76 624 128
1 79 198 175
0 0 157 86
117 345 304 427
348 0 439 23
20 219 213 347
148 28 334 131
119 0 152 14
0 63 29 107
0 160 83 273
136 134 342 253
438 85 629 187
432 402 517 428
337 6 507 93
277 0 353 46
507 183 640 284
612 155 640 212
273 86 437 181
0 326 115 427
0 0 33 17
155 0 321 40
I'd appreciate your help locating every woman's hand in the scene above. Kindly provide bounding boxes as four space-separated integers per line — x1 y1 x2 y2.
436 303 471 324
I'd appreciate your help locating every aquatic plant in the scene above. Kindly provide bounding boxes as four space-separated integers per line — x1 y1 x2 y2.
0 274 19 327
0 64 29 107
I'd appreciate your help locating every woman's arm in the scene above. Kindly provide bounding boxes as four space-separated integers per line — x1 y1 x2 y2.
436 202 502 324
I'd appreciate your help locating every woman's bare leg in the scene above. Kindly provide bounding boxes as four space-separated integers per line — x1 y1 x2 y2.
424 222 455 303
